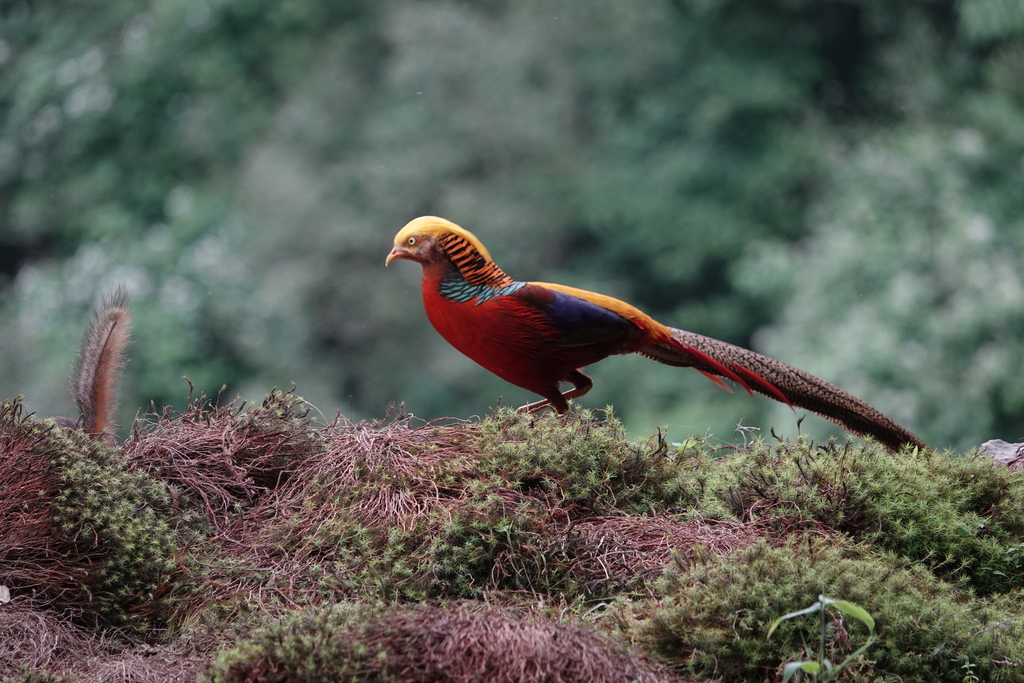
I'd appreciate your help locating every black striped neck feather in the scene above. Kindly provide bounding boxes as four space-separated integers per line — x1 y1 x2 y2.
436 232 525 304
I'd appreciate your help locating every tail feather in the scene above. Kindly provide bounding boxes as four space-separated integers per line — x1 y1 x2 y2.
71 288 132 440
642 327 925 452
662 336 754 394
664 335 789 404
729 364 791 405
697 369 733 393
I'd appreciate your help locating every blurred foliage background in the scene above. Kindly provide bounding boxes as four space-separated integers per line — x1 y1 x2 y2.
2 0 1023 451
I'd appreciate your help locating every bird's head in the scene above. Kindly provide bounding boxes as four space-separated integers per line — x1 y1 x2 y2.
386 216 493 266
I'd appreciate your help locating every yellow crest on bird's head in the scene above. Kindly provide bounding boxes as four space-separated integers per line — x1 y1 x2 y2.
394 216 493 262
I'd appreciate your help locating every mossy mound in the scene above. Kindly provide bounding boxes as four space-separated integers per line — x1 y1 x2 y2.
203 603 688 683
647 535 1024 682
679 437 1024 593
0 398 178 627
6 396 1024 682
474 407 691 514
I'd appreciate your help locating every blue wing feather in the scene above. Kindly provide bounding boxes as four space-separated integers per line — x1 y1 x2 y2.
516 284 639 348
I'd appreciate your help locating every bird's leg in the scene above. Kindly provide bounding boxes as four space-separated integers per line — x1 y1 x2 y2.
562 369 594 402
517 370 594 414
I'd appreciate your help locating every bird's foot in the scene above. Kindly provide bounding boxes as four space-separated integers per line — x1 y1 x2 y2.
516 371 593 415
516 398 558 414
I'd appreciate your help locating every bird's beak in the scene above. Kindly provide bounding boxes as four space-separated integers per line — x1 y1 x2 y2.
385 246 404 266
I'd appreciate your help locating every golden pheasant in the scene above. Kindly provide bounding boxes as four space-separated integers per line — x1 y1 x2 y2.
386 216 925 452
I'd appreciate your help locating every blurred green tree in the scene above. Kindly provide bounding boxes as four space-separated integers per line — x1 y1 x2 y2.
1 0 1022 450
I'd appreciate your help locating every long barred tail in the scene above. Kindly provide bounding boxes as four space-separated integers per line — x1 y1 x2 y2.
71 288 133 441
642 327 926 453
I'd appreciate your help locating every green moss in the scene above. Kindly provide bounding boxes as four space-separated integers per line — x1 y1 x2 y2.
345 409 670 602
474 406 691 515
424 490 562 599
648 535 1024 682
263 409 682 605
291 490 561 603
693 438 1024 593
38 418 179 625
202 602 662 683
202 603 387 683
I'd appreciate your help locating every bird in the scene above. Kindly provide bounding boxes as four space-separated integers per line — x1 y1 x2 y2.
386 216 925 452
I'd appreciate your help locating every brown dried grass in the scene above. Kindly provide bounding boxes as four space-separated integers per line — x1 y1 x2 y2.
2 393 780 681
211 603 698 683
131 400 478 626
282 407 476 531
123 390 321 532
129 400 774 626
0 605 208 683
561 515 773 595
73 641 209 683
361 606 693 683
0 400 109 620
0 605 106 679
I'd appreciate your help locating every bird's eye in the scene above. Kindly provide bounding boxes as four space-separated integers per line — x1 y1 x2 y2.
407 237 416 246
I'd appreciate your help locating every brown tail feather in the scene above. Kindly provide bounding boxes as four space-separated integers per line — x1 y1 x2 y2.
70 288 132 441
641 327 926 452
